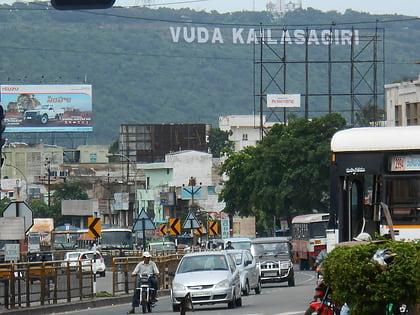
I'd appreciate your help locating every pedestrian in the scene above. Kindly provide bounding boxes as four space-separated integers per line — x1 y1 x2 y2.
225 241 234 249
127 251 160 314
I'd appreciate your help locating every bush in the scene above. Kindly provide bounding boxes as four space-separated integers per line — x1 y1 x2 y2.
322 240 420 314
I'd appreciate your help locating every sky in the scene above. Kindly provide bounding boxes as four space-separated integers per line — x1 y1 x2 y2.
114 0 420 17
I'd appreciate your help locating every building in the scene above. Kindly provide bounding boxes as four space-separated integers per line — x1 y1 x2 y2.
385 75 420 126
137 150 225 226
219 115 273 151
119 124 210 163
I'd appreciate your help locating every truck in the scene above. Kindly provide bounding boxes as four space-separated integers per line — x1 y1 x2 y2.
23 105 64 124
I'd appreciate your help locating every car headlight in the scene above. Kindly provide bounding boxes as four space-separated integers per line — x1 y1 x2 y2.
172 282 186 291
214 279 230 289
280 262 292 269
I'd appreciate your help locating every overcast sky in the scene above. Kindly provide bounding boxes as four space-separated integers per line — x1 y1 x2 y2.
115 0 420 17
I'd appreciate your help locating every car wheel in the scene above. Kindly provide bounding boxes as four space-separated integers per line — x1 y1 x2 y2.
254 279 262 294
172 304 180 312
288 277 295 287
40 114 48 124
235 296 242 307
242 281 250 296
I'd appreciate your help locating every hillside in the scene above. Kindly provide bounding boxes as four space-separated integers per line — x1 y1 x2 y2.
0 3 419 147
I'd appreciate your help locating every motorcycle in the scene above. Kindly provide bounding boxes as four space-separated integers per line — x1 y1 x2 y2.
135 274 156 313
305 281 341 315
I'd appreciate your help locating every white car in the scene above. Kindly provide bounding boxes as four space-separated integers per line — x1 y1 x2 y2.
61 251 82 268
226 249 262 295
171 251 242 311
78 251 106 277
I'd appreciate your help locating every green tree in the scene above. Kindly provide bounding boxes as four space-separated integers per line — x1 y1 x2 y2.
207 128 234 158
220 113 346 233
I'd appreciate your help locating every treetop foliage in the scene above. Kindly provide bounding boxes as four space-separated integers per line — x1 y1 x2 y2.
219 113 346 233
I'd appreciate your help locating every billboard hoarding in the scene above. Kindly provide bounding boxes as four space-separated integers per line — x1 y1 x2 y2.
1 84 92 133
267 94 301 108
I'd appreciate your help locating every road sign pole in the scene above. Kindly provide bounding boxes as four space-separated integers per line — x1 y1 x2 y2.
142 219 146 251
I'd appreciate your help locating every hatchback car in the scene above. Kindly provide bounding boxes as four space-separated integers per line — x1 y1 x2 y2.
61 251 82 268
78 251 106 277
226 249 262 295
171 251 242 311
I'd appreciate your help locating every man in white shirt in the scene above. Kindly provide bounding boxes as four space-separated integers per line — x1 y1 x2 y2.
127 252 160 314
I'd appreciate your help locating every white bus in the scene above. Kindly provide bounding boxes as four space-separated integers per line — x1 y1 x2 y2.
291 213 329 270
329 126 420 243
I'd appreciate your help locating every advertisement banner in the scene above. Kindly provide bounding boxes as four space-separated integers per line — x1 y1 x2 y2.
267 94 301 108
1 84 92 132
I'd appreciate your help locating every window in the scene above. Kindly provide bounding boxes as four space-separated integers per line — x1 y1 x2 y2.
89 153 97 163
242 133 248 141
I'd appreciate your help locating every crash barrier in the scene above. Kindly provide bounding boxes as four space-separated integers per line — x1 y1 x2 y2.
0 251 187 311
0 260 96 310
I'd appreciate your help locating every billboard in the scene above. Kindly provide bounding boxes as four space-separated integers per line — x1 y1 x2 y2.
267 94 301 108
1 84 92 132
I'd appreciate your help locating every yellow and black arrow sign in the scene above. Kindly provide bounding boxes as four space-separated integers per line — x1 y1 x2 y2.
88 217 102 238
169 218 181 235
195 224 204 235
159 224 167 236
208 221 218 235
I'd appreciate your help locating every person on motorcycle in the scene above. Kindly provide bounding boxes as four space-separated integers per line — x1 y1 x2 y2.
127 251 160 314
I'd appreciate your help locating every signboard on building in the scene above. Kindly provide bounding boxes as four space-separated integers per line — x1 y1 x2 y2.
114 193 129 210
267 94 301 108
390 155 420 171
232 216 256 238
1 84 92 133
4 244 20 262
0 217 25 240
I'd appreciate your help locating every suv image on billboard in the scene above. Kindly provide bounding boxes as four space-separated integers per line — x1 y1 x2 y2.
250 237 295 287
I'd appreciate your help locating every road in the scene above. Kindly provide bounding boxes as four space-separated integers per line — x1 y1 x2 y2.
63 270 317 315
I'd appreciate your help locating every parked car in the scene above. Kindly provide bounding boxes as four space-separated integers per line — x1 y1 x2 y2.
250 237 295 286
61 251 82 268
225 249 262 295
78 251 106 277
171 251 242 311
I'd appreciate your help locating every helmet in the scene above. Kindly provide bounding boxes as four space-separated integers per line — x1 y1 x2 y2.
372 248 396 266
353 232 372 242
143 251 152 258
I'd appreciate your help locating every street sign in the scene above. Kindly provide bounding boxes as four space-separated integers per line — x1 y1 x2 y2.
4 244 20 262
208 221 219 235
133 209 155 231
2 201 33 233
195 224 203 235
182 211 201 229
159 224 167 236
88 217 102 238
0 217 25 240
169 218 181 235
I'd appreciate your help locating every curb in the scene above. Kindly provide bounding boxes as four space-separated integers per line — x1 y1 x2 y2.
1 290 171 314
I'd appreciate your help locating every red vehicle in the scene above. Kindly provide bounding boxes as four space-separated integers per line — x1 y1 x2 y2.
291 213 329 270
305 281 340 315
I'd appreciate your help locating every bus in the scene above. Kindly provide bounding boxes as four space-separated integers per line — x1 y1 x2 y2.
329 126 420 245
51 225 81 250
76 228 134 251
99 228 134 250
291 213 329 270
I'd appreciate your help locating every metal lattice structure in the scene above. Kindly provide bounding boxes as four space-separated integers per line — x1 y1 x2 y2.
254 26 385 136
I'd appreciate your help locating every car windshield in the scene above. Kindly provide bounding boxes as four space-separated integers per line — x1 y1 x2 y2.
177 255 228 273
251 242 290 256
67 253 80 259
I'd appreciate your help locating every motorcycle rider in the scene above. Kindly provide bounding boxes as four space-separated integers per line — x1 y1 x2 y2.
127 251 160 314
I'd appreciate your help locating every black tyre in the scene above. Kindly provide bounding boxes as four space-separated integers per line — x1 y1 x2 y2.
235 296 242 307
40 114 48 124
227 298 236 309
288 277 295 287
304 306 316 315
254 279 262 294
172 304 180 312
142 302 147 313
242 281 250 296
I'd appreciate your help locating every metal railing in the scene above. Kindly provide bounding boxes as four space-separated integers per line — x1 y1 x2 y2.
0 251 186 311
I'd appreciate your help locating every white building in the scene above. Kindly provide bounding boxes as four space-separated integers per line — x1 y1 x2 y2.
385 75 420 126
219 115 263 151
